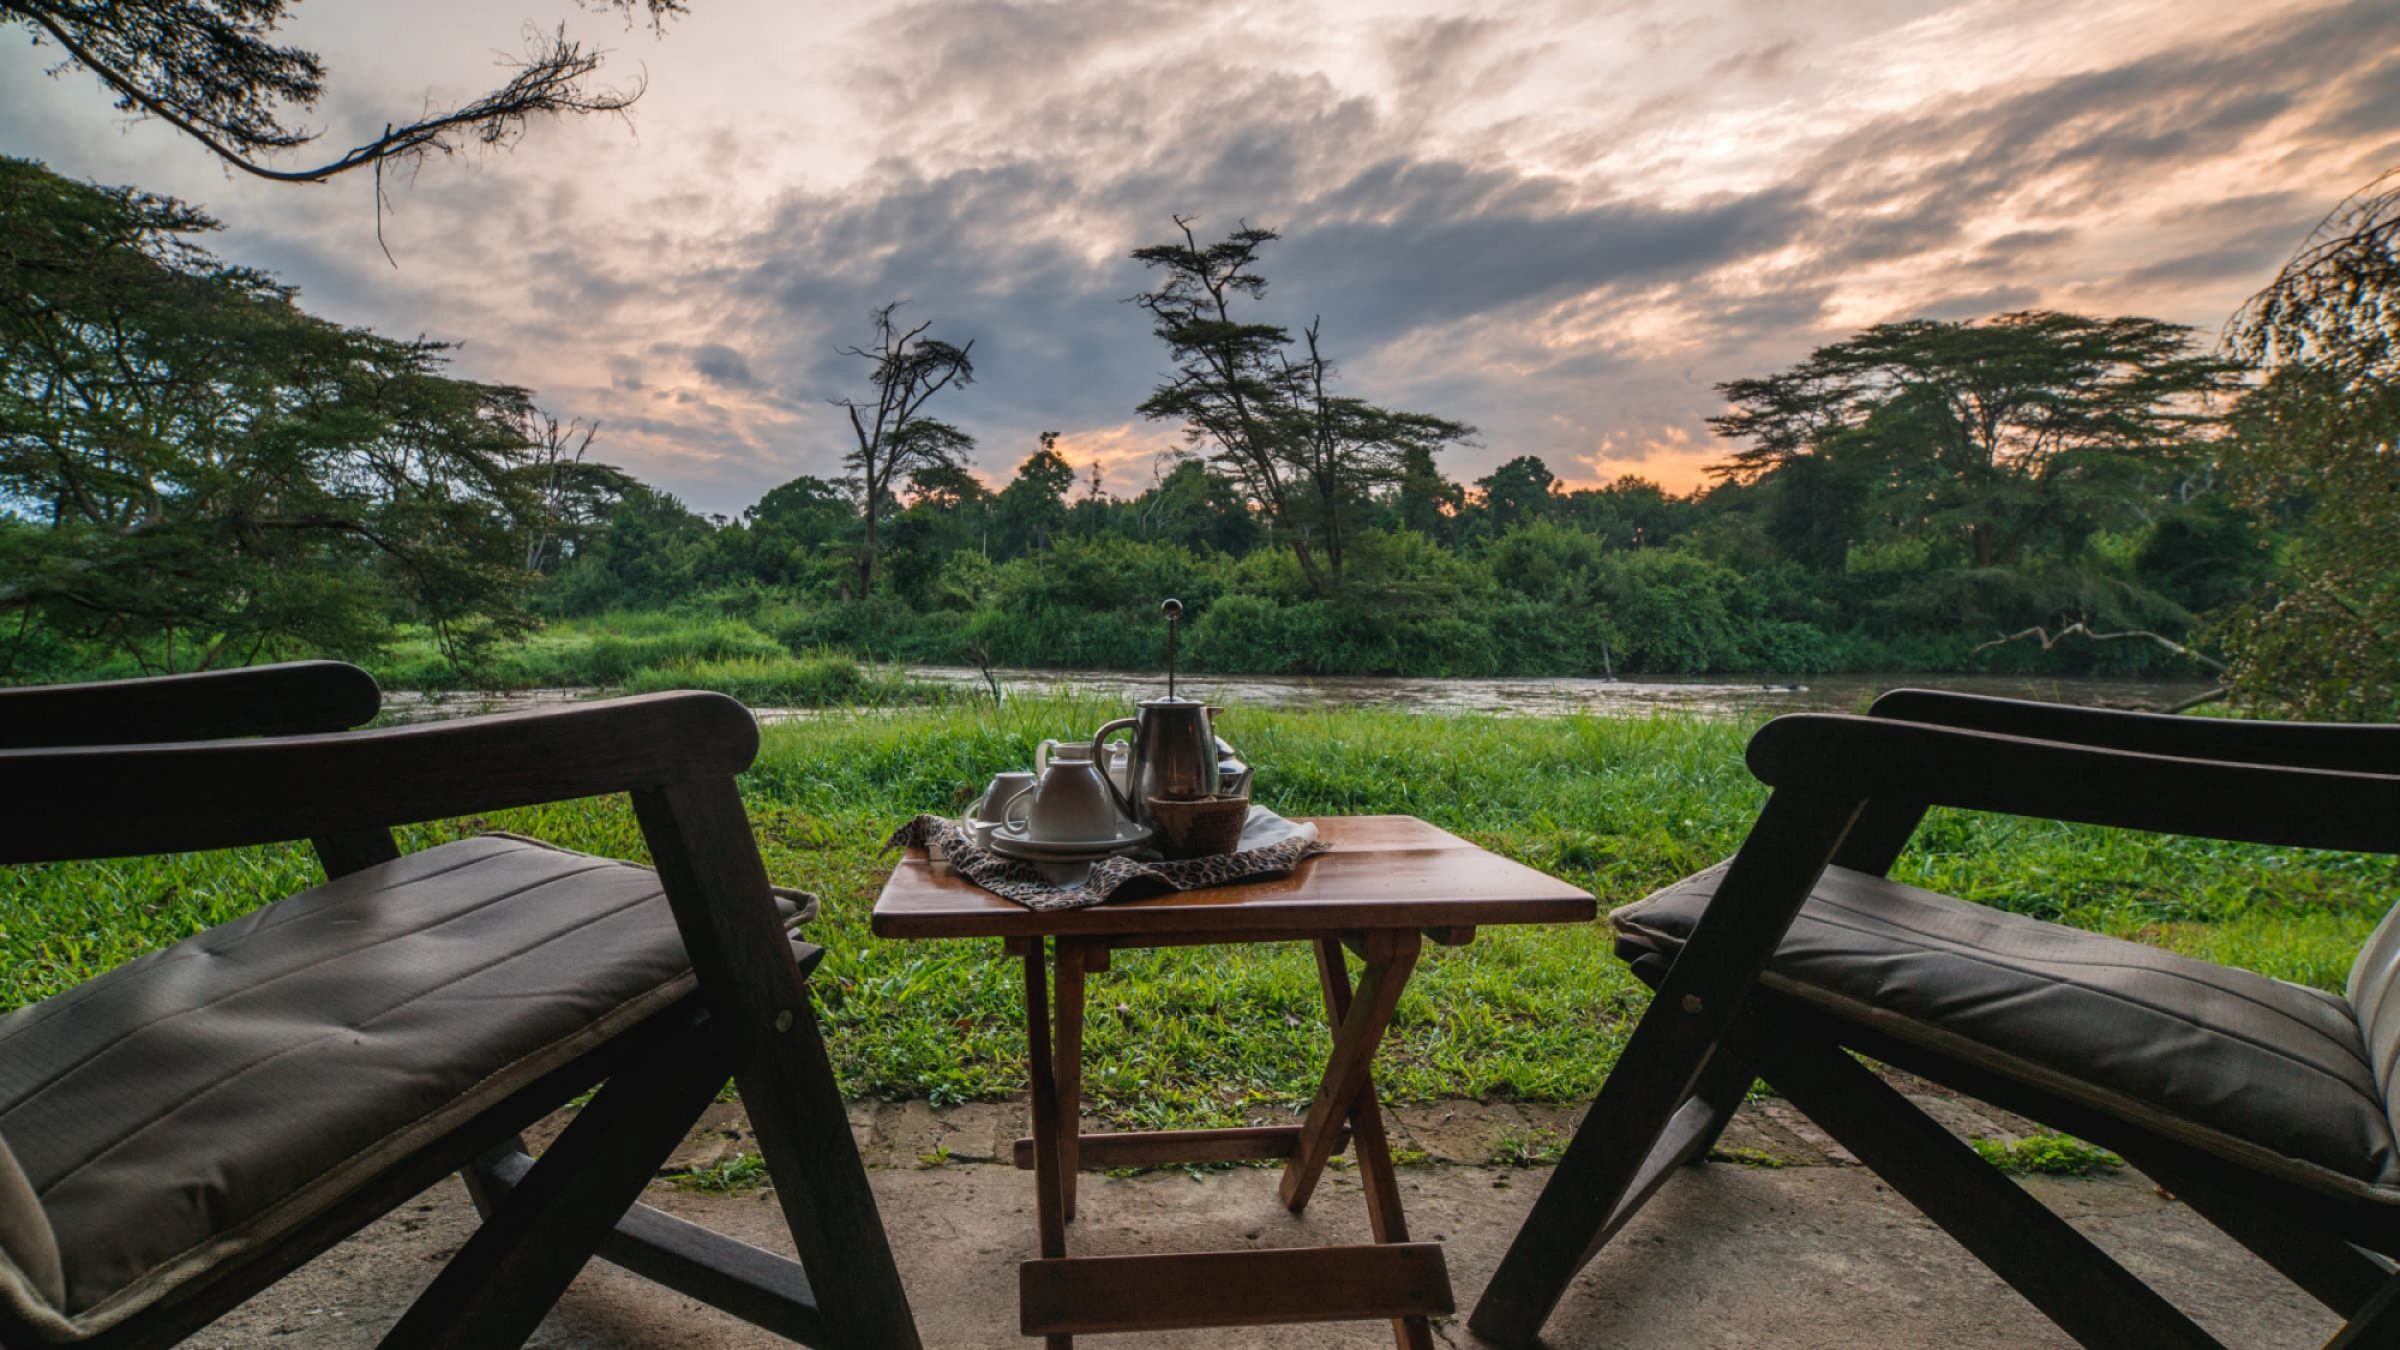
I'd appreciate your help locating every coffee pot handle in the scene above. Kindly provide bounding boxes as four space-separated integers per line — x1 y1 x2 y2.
1091 717 1138 820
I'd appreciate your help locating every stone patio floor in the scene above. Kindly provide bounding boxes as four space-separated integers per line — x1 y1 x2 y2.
194 1079 2339 1348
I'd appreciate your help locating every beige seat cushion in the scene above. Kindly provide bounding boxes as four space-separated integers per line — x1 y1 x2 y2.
2339 899 2400 1146
1613 863 2397 1199
0 835 804 1342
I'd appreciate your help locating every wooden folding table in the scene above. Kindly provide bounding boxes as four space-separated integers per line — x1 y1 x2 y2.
872 814 1596 1347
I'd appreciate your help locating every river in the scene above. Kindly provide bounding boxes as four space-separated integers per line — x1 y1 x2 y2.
381 668 2216 724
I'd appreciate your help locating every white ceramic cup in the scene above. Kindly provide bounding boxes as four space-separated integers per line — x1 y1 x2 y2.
1003 742 1124 842
974 771 1037 822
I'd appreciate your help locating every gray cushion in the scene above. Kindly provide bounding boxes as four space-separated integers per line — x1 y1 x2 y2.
0 1136 61 1314
1613 862 2397 1197
0 835 794 1342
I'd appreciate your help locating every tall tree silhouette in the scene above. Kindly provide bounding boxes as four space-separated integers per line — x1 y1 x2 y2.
830 302 976 597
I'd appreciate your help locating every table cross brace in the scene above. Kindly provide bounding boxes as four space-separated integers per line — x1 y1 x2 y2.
1015 930 1445 1349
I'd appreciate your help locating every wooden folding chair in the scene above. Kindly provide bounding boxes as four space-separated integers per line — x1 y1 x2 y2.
0 662 918 1348
1471 690 2400 1349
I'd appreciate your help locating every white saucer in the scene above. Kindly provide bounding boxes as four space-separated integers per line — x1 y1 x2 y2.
987 821 1153 860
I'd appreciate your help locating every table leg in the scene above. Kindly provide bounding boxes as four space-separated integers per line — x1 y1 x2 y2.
1314 939 1434 1350
1280 929 1421 1216
1022 943 1072 1350
1053 939 1088 1223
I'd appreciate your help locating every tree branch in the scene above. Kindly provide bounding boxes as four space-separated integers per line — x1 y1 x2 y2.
1973 621 2228 674
20 9 645 186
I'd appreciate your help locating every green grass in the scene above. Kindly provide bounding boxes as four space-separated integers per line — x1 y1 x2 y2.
3 700 2391 1132
1493 1128 1569 1167
670 1152 772 1193
1707 1146 1792 1168
618 652 933 707
1970 1135 2124 1177
364 613 947 706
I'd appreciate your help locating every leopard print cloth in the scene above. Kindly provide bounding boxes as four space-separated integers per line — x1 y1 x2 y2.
883 813 1330 912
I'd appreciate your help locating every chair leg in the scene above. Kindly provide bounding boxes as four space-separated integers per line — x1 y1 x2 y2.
1678 1045 1754 1164
2135 1155 2396 1317
1471 788 1861 1346
1730 1006 2224 1350
2326 1270 2400 1349
636 776 923 1349
381 1007 736 1349
1467 1031 1741 1343
1569 1047 1754 1269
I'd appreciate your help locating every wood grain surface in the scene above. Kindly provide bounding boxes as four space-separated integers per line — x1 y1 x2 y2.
872 815 1594 940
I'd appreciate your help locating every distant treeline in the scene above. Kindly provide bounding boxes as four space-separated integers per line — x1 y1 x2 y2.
527 445 2252 680
5 155 2392 716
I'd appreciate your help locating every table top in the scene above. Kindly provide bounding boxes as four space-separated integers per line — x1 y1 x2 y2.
871 814 1597 941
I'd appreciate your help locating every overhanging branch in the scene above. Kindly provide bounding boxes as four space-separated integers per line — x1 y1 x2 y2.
1973 621 2228 674
21 10 645 186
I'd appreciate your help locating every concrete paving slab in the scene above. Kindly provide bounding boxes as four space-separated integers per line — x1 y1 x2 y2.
189 1097 2340 1349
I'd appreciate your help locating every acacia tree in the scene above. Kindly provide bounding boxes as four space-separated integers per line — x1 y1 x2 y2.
2216 170 2400 719
1133 221 1305 575
3 0 678 187
0 157 544 672
830 302 975 597
1133 218 1469 592
1279 319 1472 579
512 410 639 574
1709 312 2236 569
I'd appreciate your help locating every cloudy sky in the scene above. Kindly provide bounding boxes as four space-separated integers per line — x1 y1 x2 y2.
5 0 2396 516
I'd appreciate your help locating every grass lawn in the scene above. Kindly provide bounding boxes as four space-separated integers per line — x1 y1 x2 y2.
364 612 944 706
4 699 2391 1129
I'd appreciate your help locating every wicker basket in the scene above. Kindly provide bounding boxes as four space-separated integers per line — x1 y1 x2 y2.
1146 794 1250 859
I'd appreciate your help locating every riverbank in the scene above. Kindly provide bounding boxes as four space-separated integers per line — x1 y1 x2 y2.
371 654 2217 727
4 701 2382 1117
10 609 2221 715
346 610 2215 710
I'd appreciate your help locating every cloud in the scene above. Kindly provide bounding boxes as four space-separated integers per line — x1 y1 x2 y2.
2117 220 2312 288
1709 39 1801 83
685 342 760 389
1909 286 2044 322
4 0 2393 517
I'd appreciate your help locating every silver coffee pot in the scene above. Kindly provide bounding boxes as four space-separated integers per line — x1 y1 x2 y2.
1090 598 1223 827
1092 696 1218 826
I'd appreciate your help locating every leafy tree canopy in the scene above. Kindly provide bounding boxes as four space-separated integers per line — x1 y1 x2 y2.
1133 218 1470 593
1710 311 2237 569
2217 171 2400 718
0 156 544 672
1477 455 1558 533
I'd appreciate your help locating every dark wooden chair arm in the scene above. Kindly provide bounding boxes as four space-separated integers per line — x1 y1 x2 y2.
1868 688 2400 774
0 691 761 865
0 661 382 749
1751 713 2399 857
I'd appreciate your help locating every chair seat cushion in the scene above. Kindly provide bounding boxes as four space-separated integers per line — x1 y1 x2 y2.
0 835 793 1339
1613 862 2397 1196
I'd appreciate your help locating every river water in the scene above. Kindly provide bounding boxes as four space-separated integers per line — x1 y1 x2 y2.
901 666 2213 717
381 668 2215 724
